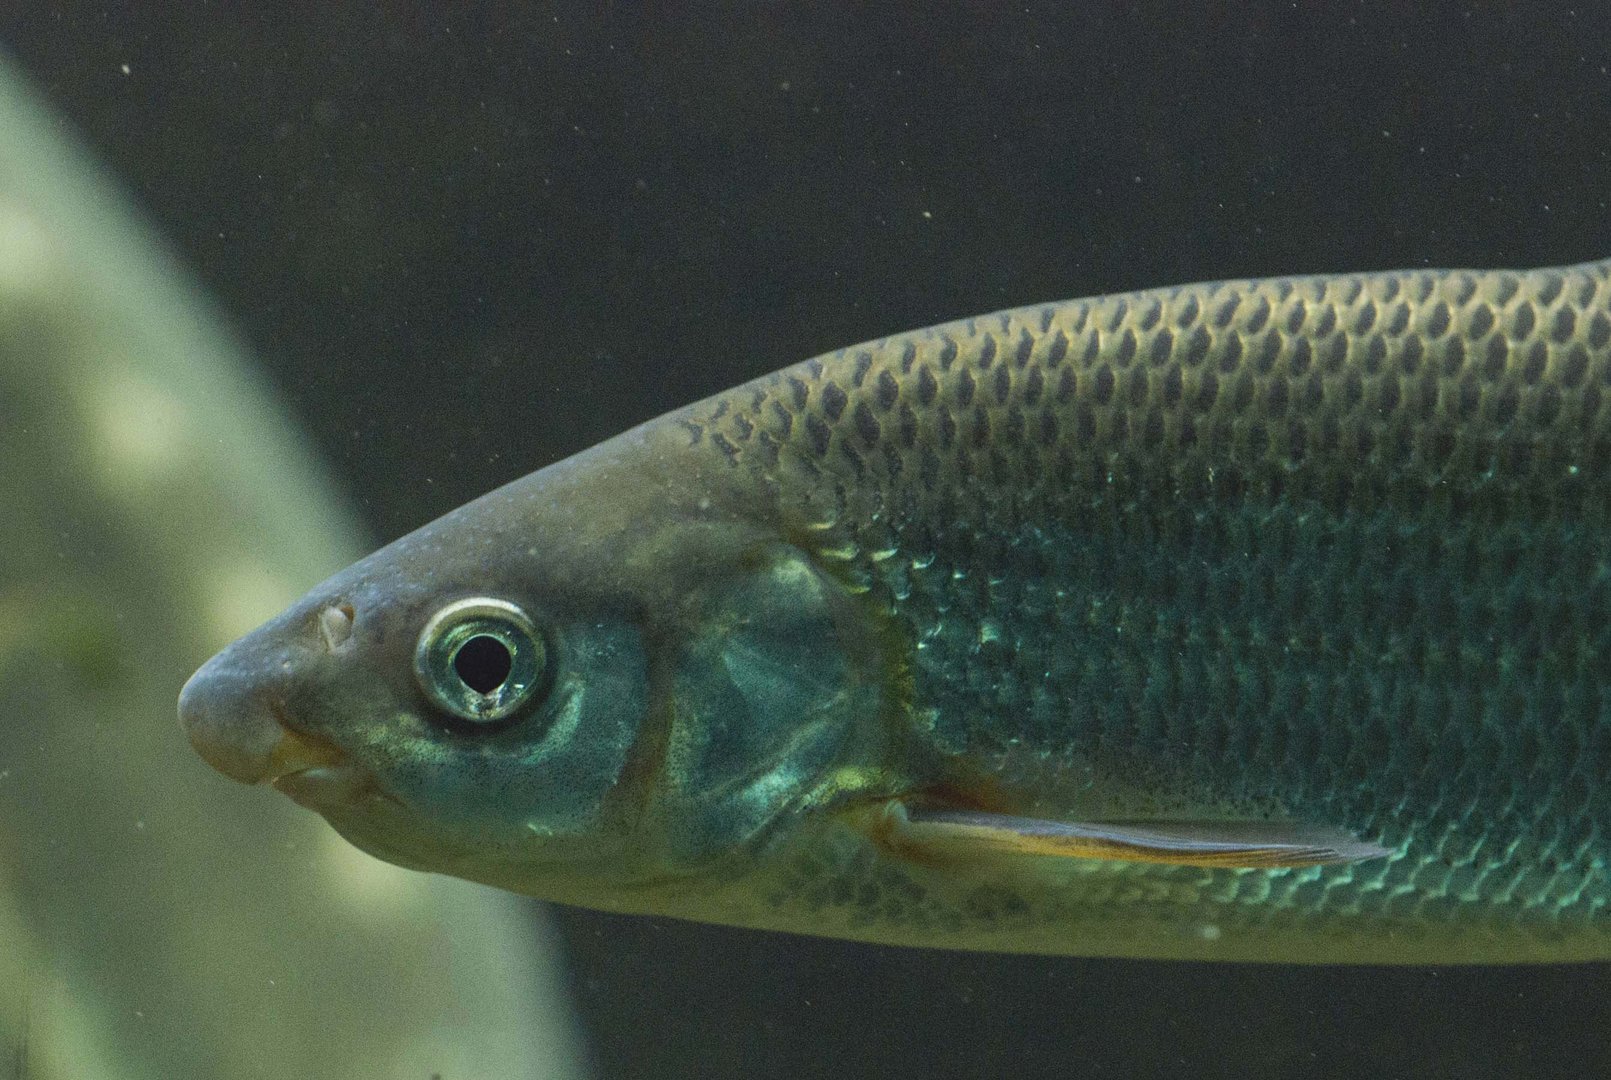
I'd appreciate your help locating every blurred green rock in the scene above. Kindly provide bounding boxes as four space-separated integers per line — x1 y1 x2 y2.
0 50 588 1080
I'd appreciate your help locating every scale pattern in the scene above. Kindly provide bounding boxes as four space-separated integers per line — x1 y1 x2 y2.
675 262 1611 944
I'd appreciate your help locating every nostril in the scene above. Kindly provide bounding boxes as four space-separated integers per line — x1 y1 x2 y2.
319 603 355 652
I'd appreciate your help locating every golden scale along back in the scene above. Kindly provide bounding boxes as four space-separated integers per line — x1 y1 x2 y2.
682 263 1611 516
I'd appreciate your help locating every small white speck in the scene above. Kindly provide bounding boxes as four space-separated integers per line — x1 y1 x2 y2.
921 210 932 219
1197 923 1222 941
120 63 131 75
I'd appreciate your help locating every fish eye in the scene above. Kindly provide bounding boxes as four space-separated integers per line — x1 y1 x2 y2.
413 597 548 725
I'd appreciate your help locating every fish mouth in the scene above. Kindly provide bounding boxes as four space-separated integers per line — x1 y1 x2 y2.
271 764 375 809
178 658 398 811
261 706 399 811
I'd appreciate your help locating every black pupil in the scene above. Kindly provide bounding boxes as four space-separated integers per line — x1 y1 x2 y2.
454 634 513 694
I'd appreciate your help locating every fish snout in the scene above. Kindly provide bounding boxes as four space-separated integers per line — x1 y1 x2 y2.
178 651 346 785
178 654 285 783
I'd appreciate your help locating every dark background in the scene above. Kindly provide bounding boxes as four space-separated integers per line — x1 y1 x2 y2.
7 4 1610 1078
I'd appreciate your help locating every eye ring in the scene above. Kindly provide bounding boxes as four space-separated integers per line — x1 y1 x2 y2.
413 597 548 725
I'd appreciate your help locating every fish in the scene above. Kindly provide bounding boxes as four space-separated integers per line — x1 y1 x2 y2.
179 258 1611 963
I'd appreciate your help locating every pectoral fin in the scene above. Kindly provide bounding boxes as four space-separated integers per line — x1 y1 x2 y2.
880 802 1389 869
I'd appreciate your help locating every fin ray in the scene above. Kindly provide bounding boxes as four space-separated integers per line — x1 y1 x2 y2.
891 804 1390 869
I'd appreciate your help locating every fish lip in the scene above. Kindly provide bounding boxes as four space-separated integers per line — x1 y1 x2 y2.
270 764 401 811
259 699 399 810
261 698 347 780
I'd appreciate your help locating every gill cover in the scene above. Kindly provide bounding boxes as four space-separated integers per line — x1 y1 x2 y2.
649 543 880 867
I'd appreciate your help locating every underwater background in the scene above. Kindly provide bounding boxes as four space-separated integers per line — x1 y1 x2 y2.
5 4 1611 1078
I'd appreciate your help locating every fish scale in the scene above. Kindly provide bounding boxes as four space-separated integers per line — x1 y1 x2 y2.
675 261 1611 946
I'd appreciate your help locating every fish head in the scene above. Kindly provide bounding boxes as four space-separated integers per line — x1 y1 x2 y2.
179 435 896 911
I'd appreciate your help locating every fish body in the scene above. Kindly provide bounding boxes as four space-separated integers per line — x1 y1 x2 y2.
181 260 1611 962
